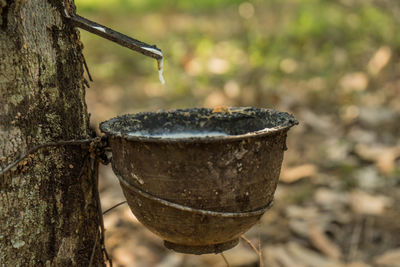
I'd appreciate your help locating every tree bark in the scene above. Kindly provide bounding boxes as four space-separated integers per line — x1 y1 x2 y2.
0 0 104 266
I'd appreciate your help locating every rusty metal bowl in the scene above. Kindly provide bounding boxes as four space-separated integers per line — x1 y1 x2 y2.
100 107 297 254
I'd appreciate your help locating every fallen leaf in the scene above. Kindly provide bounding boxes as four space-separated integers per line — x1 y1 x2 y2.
273 246 307 267
367 46 392 76
374 248 400 267
308 223 342 260
358 107 397 129
354 166 382 190
222 242 258 267
263 245 283 267
208 57 229 74
280 58 298 73
281 164 317 183
112 245 136 266
286 205 319 219
156 253 185 267
339 72 368 92
300 110 337 134
289 220 309 238
354 144 400 175
201 243 258 267
314 188 349 209
350 190 392 215
286 242 344 267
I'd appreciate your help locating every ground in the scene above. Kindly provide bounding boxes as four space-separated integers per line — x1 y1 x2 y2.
76 0 400 266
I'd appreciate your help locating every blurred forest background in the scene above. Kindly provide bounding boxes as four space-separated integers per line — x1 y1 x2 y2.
76 0 400 266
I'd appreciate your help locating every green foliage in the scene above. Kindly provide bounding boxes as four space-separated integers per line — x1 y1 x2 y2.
77 0 248 13
76 0 400 112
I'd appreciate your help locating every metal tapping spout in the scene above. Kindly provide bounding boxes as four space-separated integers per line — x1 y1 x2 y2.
62 1 165 83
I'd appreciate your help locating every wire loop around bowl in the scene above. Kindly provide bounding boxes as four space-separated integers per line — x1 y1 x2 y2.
114 168 274 218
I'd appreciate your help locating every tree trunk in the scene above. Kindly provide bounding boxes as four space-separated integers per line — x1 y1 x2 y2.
0 0 104 266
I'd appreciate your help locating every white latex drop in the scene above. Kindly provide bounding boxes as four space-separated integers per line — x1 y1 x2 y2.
141 47 165 85
157 58 165 85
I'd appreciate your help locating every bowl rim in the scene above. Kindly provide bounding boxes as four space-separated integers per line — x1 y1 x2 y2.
99 107 298 143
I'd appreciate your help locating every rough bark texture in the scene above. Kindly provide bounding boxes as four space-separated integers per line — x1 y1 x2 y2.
0 0 104 266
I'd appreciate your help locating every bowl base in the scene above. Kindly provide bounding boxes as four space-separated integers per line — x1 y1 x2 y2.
164 239 239 255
